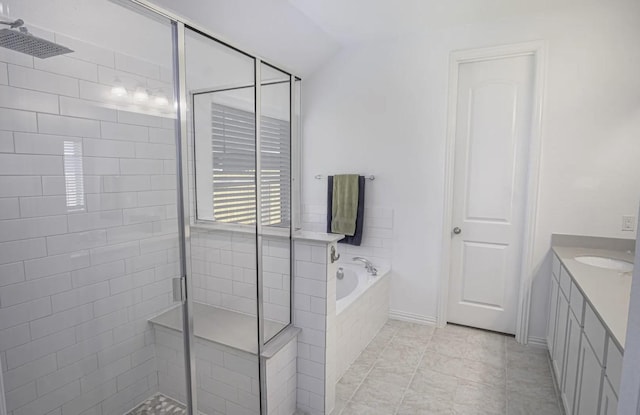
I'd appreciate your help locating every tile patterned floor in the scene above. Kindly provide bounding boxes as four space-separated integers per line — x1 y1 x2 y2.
332 320 564 415
126 393 186 415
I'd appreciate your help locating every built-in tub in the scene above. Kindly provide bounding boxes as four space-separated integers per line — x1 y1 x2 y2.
335 264 391 379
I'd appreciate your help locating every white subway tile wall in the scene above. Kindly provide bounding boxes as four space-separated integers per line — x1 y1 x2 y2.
265 335 297 415
301 204 393 269
190 230 292 329
0 27 179 415
154 326 260 414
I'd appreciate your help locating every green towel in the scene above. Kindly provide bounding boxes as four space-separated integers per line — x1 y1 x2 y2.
331 174 359 236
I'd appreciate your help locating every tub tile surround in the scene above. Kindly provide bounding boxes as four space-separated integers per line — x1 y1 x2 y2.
293 235 342 415
301 204 393 269
0 27 179 415
332 320 563 415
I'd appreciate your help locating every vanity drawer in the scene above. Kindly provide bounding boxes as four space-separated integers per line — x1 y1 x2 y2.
569 280 584 324
559 266 572 297
583 302 606 365
552 254 561 281
606 337 623 394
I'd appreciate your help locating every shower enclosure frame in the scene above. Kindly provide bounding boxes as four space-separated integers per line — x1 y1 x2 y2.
126 1 301 414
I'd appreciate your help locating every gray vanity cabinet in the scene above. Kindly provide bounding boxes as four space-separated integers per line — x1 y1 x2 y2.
562 306 582 414
552 271 570 384
547 256 561 357
599 378 618 415
575 333 603 415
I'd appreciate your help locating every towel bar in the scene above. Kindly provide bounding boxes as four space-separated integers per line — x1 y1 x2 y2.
315 174 375 181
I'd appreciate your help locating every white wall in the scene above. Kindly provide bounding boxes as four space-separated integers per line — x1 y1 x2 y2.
301 1 640 339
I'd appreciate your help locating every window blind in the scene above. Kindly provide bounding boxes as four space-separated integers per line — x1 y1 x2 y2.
211 103 290 227
63 140 85 212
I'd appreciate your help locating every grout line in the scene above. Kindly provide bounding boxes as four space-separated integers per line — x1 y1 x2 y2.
391 326 435 415
335 322 400 415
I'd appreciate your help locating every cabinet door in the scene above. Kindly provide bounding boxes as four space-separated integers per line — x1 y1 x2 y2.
552 290 570 383
598 377 618 415
576 333 603 415
547 277 560 354
562 308 582 415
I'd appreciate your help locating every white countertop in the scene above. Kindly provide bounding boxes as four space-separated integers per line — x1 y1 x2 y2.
552 246 634 350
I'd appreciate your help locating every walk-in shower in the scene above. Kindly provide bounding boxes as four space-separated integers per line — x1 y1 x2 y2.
0 1 299 414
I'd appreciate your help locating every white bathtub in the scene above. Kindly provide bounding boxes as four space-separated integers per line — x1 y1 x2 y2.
336 264 390 315
335 263 390 379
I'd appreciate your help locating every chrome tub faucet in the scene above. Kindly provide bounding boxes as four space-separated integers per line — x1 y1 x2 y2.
352 257 378 276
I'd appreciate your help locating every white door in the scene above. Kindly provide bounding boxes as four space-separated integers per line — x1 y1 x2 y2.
447 53 535 334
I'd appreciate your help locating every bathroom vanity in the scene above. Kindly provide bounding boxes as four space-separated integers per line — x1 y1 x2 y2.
547 236 634 415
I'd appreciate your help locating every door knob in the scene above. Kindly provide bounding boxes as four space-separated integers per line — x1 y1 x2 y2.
453 227 462 234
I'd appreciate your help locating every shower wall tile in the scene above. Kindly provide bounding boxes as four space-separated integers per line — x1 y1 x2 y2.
0 85 59 114
0 33 176 415
7 65 79 97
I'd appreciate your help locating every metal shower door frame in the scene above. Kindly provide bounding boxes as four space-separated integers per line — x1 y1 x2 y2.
123 1 301 414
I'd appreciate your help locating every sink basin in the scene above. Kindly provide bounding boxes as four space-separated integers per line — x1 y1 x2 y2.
574 256 633 272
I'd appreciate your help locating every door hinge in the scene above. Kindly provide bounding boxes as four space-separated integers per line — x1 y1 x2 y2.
172 277 186 302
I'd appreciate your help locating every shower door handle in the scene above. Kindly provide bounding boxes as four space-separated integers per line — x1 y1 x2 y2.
453 227 462 235
172 277 185 302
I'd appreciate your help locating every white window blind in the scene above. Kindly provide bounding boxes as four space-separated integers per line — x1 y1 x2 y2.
211 103 290 227
63 140 85 212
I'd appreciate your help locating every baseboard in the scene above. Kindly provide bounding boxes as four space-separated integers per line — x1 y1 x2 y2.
527 336 548 349
389 309 437 326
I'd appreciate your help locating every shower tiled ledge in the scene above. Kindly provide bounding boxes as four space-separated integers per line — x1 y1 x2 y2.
149 302 287 354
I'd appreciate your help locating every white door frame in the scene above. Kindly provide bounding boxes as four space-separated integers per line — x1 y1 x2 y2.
437 41 546 343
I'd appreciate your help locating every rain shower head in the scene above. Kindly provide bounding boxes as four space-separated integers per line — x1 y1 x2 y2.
0 19 73 59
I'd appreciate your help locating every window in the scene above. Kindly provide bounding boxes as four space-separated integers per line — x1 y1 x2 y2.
209 103 290 227
63 140 85 212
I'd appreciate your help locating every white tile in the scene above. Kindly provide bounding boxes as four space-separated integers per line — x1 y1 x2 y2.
29 303 94 339
150 175 176 190
56 331 113 367
37 356 97 396
0 49 33 68
122 205 165 225
89 241 140 266
148 127 175 144
119 158 163 175
103 176 150 193
117 110 163 128
81 157 120 175
13 133 73 155
19 196 69 218
85 192 138 212
137 190 175 207
0 324 31 352
0 176 42 196
37 113 100 138
0 62 7 84
0 154 62 176
0 297 51 331
51 281 109 312
106 223 153 243
0 85 59 113
0 238 47 265
0 108 37 132
46 230 107 255
67 210 123 232
34 55 98 82
93 291 134 318
78 80 112 102
0 272 71 307
54 34 115 68
13 379 82 415
135 142 175 159
82 137 135 157
75 309 128 341
6 327 76 370
100 121 148 142
0 261 25 287
0 215 67 243
59 97 117 122
115 53 160 79
0 198 20 219
71 260 126 287
8 64 78 97
0 130 13 152
5 381 37 413
295 260 325 280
